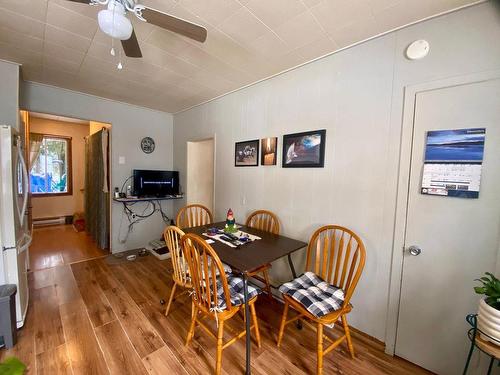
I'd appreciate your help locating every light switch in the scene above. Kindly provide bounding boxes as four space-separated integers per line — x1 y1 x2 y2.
119 156 126 165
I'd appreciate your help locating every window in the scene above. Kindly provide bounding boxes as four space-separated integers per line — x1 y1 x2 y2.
30 135 72 196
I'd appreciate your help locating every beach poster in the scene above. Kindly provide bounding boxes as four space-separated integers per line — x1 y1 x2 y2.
421 128 486 198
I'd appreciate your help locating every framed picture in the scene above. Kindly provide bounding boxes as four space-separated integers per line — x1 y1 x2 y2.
282 130 326 168
261 137 278 166
235 139 259 167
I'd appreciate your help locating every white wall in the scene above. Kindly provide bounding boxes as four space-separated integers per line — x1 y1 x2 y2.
173 2 500 342
29 117 89 219
0 60 19 130
21 82 174 252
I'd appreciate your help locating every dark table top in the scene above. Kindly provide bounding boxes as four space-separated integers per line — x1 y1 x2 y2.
184 222 307 273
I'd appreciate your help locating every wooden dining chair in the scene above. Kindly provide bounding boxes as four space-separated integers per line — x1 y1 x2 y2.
245 210 280 296
276 225 366 375
181 233 261 375
176 204 213 229
163 225 190 316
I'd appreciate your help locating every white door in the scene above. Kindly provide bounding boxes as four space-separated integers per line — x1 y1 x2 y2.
187 138 215 212
396 78 500 374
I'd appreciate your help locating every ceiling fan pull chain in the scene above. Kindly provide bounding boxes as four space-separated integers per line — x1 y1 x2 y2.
117 49 123 70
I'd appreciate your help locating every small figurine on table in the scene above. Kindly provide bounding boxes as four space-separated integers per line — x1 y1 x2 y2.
224 208 238 233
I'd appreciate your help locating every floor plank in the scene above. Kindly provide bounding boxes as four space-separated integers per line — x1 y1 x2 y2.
253 349 305 375
30 225 107 271
36 344 72 375
53 265 81 306
71 261 116 328
59 300 110 375
33 286 65 355
88 260 165 358
31 268 55 290
139 300 227 375
94 321 148 375
142 346 188 375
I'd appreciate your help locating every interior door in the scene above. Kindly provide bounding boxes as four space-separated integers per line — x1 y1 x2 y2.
187 138 215 212
396 78 500 374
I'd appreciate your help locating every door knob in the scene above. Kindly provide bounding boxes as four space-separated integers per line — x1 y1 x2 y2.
408 245 422 256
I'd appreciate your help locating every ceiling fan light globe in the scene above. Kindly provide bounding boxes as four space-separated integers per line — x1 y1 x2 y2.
98 9 133 40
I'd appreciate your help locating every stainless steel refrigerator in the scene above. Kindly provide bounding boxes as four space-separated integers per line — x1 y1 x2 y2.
0 124 31 328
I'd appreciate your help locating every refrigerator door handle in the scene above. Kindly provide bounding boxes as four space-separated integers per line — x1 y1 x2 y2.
18 232 32 253
17 145 29 226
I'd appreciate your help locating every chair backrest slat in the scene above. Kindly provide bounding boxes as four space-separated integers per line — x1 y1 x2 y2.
176 204 213 229
181 233 232 314
164 226 190 287
305 225 366 308
321 233 329 277
333 232 345 286
339 235 353 288
245 210 280 235
326 229 336 282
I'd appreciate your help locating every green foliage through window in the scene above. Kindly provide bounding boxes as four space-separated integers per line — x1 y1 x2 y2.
30 136 70 195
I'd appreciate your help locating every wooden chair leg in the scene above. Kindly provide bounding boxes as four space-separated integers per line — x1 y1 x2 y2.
250 302 261 348
277 301 289 347
215 321 224 375
185 304 198 346
342 315 355 358
317 323 323 375
165 281 178 316
262 269 272 297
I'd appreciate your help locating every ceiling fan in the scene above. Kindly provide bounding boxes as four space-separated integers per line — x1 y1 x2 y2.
65 0 207 59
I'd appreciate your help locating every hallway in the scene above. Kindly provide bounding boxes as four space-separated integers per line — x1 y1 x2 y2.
29 225 107 271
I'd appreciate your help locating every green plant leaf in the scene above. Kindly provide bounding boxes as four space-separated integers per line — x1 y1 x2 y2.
0 357 26 375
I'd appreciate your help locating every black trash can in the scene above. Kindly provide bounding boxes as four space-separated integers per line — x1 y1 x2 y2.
0 284 17 349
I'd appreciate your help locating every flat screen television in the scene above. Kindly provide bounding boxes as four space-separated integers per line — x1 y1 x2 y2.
133 170 179 197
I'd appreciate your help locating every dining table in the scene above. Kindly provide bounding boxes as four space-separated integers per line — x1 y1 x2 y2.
184 221 308 375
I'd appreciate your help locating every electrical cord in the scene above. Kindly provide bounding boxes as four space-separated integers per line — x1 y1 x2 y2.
120 175 133 194
118 199 171 244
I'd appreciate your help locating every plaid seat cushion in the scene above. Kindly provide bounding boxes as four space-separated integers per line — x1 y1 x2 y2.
215 275 260 310
279 272 345 318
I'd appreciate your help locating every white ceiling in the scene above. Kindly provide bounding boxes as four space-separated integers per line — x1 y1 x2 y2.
0 0 478 113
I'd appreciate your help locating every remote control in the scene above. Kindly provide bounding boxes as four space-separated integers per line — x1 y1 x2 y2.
225 233 240 241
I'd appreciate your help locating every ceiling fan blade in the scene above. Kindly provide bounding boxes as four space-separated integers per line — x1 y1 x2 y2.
121 29 142 58
63 0 92 3
141 7 207 43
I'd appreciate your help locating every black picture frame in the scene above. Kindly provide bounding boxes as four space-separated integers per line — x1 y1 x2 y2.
282 130 326 168
261 137 278 166
235 139 260 167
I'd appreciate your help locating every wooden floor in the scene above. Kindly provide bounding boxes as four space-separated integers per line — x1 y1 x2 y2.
1 232 432 374
29 225 107 270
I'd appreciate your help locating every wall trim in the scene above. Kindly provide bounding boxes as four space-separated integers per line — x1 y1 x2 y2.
384 69 500 355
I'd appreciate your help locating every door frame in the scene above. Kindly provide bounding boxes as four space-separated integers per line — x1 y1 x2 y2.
185 135 217 213
384 69 500 355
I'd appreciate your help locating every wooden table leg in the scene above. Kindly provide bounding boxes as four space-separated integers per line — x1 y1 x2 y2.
287 254 302 330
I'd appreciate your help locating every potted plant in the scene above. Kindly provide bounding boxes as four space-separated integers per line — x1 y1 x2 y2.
474 272 500 345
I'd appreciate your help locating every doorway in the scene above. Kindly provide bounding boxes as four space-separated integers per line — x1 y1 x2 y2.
22 111 111 270
186 138 215 213
388 73 500 374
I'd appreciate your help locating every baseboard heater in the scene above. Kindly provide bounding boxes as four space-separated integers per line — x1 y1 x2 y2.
33 216 68 226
